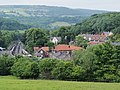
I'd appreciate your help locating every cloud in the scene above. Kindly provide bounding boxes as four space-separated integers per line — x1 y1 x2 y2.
0 0 119 11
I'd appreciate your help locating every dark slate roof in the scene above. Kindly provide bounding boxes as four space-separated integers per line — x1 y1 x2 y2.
111 42 120 46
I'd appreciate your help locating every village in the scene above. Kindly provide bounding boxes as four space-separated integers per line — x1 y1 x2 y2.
33 31 115 60
0 3 120 89
1 31 118 60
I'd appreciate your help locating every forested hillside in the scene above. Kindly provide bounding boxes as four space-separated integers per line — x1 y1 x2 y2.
0 18 30 30
50 12 120 44
0 30 22 47
0 5 106 29
70 12 120 34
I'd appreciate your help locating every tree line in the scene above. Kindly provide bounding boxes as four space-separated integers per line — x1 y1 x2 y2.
1 12 120 49
0 30 22 48
0 18 30 30
0 43 120 82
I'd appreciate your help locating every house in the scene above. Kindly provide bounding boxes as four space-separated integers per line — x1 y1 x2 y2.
111 42 120 46
81 33 109 46
83 34 108 42
0 47 5 51
0 47 9 56
52 44 81 51
102 32 113 36
33 47 40 52
34 47 49 58
34 45 82 60
50 44 82 60
50 37 61 45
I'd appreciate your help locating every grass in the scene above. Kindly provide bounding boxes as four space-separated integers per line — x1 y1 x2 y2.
50 21 71 27
0 76 120 90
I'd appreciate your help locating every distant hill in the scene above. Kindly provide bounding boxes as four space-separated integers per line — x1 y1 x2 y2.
0 5 107 29
0 18 30 30
70 12 120 34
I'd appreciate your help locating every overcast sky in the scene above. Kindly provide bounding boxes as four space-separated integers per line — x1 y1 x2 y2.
0 0 120 11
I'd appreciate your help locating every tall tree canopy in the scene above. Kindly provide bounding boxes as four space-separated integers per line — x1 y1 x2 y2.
0 18 30 30
70 12 120 34
0 30 21 48
23 28 49 52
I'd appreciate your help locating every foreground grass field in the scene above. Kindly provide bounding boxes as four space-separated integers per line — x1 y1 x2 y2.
0 76 120 90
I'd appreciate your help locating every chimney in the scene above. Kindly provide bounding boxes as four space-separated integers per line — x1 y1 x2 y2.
68 45 70 48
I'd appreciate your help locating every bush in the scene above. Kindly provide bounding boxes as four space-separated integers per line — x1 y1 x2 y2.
0 55 15 75
11 57 39 79
39 58 58 79
52 61 73 80
71 66 85 81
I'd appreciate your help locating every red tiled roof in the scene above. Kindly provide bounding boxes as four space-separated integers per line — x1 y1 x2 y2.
88 41 104 45
83 34 107 42
33 47 40 51
53 44 81 51
33 47 49 52
40 47 49 52
91 35 107 41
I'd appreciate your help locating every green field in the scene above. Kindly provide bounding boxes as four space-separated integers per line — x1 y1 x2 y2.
50 21 71 27
0 76 120 90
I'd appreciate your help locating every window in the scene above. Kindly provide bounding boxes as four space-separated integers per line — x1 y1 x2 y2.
40 50 43 54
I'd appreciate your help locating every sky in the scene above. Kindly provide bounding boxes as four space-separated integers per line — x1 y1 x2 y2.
0 0 120 11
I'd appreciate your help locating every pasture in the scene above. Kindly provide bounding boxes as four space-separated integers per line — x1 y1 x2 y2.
0 76 120 90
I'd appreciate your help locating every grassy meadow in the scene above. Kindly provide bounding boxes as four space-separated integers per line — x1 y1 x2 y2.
0 76 120 90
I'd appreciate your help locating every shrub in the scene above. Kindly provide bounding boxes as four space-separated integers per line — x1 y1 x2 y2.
71 66 85 81
52 61 73 80
11 57 39 79
0 55 15 75
39 58 58 79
